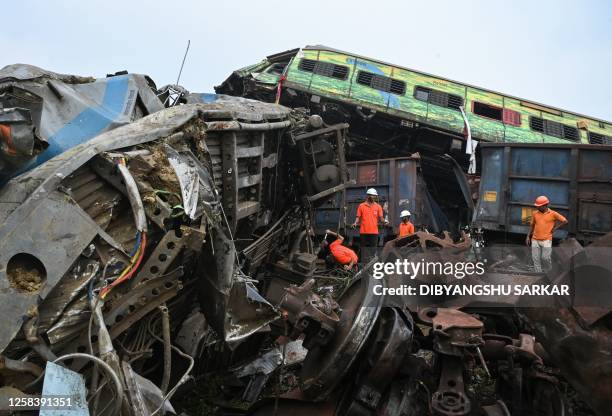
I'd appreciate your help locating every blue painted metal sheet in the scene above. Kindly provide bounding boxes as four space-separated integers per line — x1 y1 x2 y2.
474 147 504 224
510 147 570 178
0 64 164 184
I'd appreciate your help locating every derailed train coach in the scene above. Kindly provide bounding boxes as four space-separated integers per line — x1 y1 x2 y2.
0 64 353 414
216 44 612 241
217 45 612 162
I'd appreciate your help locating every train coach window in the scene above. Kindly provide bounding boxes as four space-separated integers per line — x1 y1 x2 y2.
356 71 406 95
473 102 502 121
563 125 580 141
530 116 580 141
414 86 464 110
298 59 349 80
502 108 521 126
588 132 612 145
415 87 429 102
472 102 522 126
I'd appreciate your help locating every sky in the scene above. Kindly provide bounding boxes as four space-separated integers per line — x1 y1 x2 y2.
2 0 612 120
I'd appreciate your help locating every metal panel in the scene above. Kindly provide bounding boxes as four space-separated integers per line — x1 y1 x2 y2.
510 148 570 178
509 179 570 207
473 147 504 224
474 143 612 242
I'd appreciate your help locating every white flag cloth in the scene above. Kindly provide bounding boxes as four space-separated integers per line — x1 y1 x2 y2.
459 106 478 174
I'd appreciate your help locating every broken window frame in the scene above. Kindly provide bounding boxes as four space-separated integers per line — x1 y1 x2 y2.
265 63 287 75
529 116 580 142
355 71 406 95
471 101 522 127
298 59 349 81
414 86 464 111
472 101 503 122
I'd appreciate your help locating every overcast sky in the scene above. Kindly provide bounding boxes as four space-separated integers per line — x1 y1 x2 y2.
3 0 611 120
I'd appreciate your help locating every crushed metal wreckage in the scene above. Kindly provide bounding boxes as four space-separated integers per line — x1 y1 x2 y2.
0 62 611 416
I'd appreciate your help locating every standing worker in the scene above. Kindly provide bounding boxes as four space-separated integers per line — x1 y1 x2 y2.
323 230 358 270
526 195 568 272
398 210 415 238
352 188 388 261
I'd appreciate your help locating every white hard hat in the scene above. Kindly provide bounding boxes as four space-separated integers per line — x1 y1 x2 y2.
400 210 411 218
366 188 378 196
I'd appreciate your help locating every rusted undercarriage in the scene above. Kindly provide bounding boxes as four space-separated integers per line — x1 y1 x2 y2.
0 65 611 416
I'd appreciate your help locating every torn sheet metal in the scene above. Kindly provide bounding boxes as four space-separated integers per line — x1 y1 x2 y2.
0 64 164 183
0 192 100 352
233 340 307 377
235 349 283 378
0 98 298 354
175 310 208 356
0 107 46 170
221 279 278 343
0 106 204 352
123 361 176 415
37 259 99 333
40 362 88 416
164 144 199 219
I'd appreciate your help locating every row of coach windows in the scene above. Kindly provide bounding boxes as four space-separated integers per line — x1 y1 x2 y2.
297 59 607 141
529 117 580 141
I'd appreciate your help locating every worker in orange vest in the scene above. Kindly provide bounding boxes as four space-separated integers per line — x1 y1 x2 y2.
398 210 415 238
351 188 388 260
526 195 568 272
323 229 358 270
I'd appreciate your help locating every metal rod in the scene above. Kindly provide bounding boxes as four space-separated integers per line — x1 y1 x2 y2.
159 305 172 394
176 40 190 85
306 180 356 203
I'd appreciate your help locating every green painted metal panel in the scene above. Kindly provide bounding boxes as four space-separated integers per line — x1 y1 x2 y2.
275 47 611 146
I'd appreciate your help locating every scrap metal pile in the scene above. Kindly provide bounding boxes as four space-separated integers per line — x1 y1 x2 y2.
0 64 610 416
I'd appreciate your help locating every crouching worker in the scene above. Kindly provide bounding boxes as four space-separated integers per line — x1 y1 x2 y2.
526 195 568 273
398 210 415 238
323 229 358 270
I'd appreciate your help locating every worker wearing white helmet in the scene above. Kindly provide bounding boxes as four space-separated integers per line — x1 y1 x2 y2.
398 209 415 238
352 188 388 260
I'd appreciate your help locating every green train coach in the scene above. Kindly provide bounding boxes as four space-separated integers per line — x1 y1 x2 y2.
217 45 612 160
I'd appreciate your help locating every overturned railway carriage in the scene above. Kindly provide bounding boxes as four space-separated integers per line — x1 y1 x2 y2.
217 45 612 163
